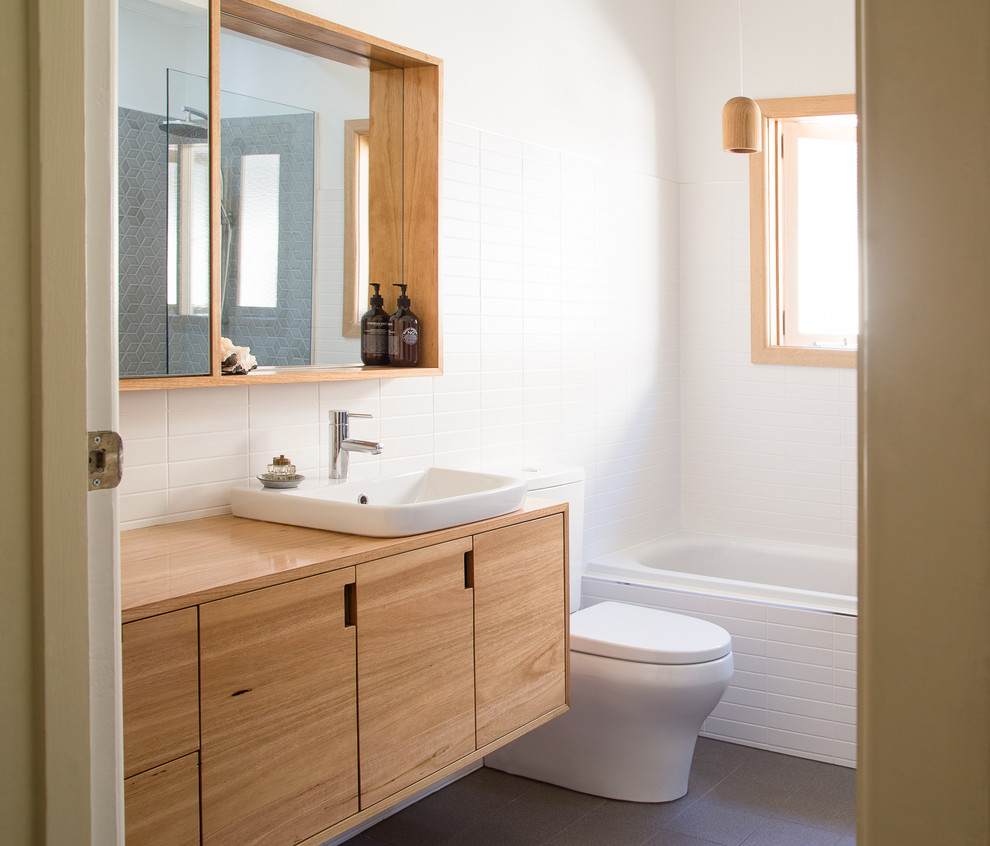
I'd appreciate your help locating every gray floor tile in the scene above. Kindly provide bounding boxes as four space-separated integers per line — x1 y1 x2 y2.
456 778 606 844
360 801 473 846
544 797 691 846
439 821 544 846
661 796 765 846
739 817 843 846
642 830 725 846
688 738 748 795
775 765 856 834
338 835 380 846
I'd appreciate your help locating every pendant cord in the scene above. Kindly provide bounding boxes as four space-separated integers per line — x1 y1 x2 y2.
737 0 745 95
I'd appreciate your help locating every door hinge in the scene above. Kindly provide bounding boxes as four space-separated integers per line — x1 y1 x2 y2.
88 431 123 491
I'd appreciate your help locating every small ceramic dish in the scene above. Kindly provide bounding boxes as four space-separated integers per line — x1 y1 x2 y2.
257 473 305 489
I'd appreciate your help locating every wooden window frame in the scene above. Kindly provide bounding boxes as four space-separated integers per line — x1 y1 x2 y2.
342 118 370 339
750 94 857 368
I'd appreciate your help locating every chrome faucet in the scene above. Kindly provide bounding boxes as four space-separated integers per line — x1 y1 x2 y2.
329 410 383 480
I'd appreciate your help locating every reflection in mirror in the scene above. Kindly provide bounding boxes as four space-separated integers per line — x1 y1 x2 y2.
218 85 316 366
118 0 210 377
219 24 371 367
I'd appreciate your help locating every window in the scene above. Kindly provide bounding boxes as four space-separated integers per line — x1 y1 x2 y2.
166 142 210 315
237 153 281 308
750 95 858 367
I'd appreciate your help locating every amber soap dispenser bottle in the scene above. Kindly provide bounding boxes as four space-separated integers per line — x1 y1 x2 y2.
360 283 389 366
388 283 419 367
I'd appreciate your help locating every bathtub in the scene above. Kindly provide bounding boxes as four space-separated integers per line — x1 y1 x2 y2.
585 532 856 615
582 532 857 767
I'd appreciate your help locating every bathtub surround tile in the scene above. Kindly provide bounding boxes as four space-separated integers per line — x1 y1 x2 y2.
721 685 767 711
705 718 769 749
767 623 834 650
712 701 769 728
766 728 838 762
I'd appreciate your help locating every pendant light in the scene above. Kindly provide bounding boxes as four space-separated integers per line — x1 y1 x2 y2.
722 0 761 154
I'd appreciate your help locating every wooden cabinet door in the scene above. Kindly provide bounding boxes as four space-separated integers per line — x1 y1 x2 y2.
122 607 199 779
199 568 358 846
474 514 567 747
124 752 200 846
357 537 475 807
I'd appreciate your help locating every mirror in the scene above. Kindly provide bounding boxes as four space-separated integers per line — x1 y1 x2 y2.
118 0 442 388
218 24 368 366
118 0 211 377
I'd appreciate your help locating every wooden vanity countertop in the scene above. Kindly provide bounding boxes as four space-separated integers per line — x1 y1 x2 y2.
121 497 566 622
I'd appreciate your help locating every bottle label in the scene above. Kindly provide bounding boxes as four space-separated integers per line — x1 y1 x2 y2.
366 330 387 356
402 326 419 345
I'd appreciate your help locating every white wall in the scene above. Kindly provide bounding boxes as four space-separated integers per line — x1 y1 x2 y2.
292 0 679 181
118 0 208 114
675 0 858 549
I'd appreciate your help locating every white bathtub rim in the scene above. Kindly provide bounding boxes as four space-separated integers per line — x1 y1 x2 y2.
582 574 856 616
585 531 857 616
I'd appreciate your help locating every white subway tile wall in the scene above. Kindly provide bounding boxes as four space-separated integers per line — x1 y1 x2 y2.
679 182 857 550
583 580 856 767
313 187 360 366
118 121 683 560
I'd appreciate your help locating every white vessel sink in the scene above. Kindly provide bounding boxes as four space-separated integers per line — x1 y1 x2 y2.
230 467 527 538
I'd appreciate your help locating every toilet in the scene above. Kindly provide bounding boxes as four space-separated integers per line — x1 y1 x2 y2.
484 466 733 803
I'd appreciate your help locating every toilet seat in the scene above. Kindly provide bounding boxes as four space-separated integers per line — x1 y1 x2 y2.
571 601 731 665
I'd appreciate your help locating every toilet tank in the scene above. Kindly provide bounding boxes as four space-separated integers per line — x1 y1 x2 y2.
488 466 585 613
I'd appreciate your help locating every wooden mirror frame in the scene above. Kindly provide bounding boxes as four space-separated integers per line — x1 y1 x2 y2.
120 0 442 391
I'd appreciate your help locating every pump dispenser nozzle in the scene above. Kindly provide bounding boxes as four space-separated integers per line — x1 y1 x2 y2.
369 283 384 306
393 283 410 307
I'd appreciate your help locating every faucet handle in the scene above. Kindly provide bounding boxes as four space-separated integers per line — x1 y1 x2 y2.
328 409 373 421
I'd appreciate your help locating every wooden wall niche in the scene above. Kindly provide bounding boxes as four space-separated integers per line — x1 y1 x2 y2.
120 0 442 391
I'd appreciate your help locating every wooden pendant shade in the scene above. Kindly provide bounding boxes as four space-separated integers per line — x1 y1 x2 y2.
722 96 762 153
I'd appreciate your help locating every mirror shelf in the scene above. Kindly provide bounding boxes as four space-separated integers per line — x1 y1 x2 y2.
118 0 442 391
119 365 443 392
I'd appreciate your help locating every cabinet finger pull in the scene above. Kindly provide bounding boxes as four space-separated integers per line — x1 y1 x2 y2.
464 550 474 590
344 582 357 627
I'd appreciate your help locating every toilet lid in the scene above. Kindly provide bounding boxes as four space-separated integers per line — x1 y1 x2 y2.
570 602 732 665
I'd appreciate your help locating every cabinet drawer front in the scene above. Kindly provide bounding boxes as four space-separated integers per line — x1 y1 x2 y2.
474 514 567 747
200 568 358 846
124 752 200 846
357 537 475 807
122 608 199 778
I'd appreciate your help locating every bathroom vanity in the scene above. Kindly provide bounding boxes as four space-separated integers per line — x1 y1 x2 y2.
120 500 569 845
